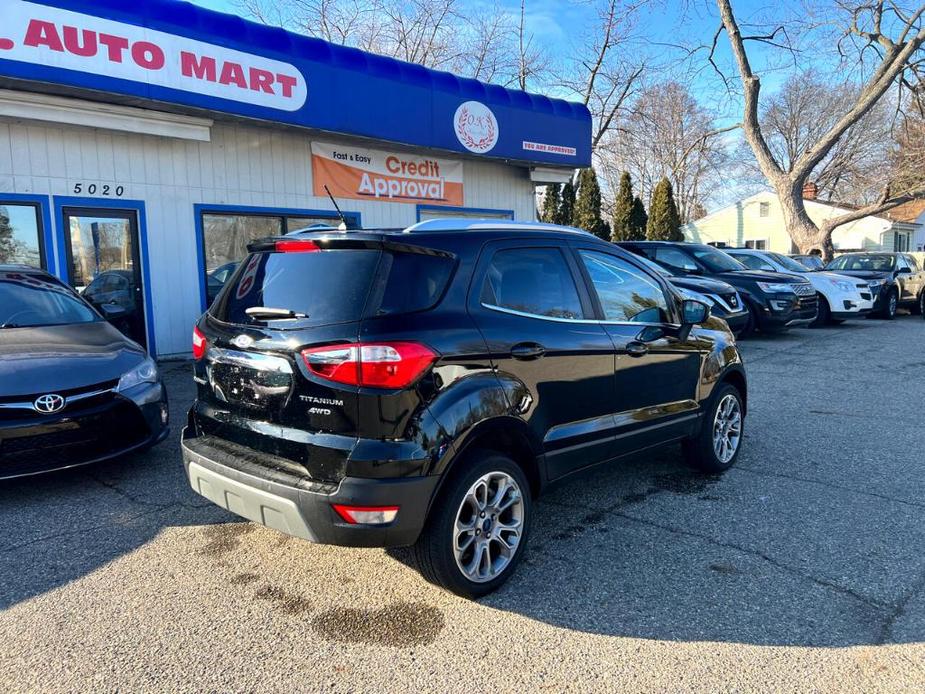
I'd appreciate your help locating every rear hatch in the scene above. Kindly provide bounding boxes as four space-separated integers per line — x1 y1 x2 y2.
191 235 455 481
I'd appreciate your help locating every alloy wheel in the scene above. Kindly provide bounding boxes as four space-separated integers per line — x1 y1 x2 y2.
712 394 742 464
453 471 525 583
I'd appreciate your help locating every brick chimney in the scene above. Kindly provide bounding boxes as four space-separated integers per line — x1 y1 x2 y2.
802 181 818 200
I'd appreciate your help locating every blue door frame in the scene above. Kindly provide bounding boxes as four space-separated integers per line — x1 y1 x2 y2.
0 193 55 273
53 197 157 357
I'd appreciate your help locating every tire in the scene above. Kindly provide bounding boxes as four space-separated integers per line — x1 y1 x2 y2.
683 383 744 473
412 451 532 598
811 294 830 327
913 291 924 316
881 288 898 320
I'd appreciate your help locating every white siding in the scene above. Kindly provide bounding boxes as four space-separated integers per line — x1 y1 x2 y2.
0 114 537 357
684 191 903 254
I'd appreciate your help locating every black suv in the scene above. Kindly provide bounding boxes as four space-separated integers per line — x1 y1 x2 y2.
183 220 747 597
619 241 818 333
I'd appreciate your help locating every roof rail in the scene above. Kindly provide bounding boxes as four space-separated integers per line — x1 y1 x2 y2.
403 217 594 236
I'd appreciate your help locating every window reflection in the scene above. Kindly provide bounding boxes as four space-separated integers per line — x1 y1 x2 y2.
0 203 43 268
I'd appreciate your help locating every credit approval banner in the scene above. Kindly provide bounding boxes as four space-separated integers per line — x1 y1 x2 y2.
311 142 463 206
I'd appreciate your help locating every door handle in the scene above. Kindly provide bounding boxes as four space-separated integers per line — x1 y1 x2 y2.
626 341 649 358
511 342 546 360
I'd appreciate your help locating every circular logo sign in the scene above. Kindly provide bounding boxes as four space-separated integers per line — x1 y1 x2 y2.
34 393 65 414
454 101 499 154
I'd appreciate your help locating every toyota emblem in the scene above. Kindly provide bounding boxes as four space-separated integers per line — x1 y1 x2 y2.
34 393 66 414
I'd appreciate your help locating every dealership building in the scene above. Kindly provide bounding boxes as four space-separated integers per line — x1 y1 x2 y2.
0 0 591 357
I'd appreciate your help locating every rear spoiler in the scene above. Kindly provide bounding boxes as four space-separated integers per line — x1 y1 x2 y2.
246 236 455 259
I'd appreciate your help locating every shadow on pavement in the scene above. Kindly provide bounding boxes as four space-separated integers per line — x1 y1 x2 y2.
3 334 924 649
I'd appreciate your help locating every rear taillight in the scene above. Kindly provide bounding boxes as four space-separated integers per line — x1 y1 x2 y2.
332 504 399 525
192 326 207 360
275 239 320 253
301 342 437 389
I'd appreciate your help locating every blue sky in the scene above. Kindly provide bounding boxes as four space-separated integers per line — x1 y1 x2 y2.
186 0 793 112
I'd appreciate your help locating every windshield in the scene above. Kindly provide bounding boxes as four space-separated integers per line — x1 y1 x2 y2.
689 247 748 273
0 271 98 328
826 254 895 272
770 253 810 273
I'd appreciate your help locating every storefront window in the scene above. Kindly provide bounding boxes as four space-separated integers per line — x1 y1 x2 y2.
418 206 513 221
201 210 350 306
0 203 44 268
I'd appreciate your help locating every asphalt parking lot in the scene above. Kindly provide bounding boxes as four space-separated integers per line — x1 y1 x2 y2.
2 316 924 692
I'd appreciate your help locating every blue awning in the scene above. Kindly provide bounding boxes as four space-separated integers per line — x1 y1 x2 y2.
0 0 591 167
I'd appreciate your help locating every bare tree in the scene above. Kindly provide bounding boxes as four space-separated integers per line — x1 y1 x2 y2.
758 70 896 205
238 0 551 88
559 0 650 151
598 81 734 221
714 0 925 257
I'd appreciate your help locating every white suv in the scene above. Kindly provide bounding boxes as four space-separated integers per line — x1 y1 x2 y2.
725 249 874 325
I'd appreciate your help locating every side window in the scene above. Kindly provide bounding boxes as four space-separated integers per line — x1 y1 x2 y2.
652 247 699 272
579 250 669 323
481 247 584 320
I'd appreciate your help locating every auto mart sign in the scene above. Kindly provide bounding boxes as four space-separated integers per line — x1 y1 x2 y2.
312 142 464 206
0 1 306 111
0 0 590 167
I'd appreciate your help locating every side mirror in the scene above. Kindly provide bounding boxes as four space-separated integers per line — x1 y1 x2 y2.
681 299 711 325
100 303 129 321
898 266 912 274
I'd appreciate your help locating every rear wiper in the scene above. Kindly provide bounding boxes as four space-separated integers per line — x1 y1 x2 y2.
245 307 307 320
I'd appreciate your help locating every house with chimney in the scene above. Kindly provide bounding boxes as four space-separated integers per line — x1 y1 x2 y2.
683 183 922 253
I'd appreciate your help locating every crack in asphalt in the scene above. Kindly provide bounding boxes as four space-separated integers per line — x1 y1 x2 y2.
0 505 171 554
877 568 925 645
539 477 897 618
89 473 175 509
733 466 925 511
610 510 892 612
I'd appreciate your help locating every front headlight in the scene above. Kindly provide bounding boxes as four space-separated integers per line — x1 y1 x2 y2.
829 279 854 292
756 282 796 294
116 356 159 392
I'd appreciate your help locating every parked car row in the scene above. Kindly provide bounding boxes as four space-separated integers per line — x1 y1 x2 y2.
3 221 923 601
618 242 925 332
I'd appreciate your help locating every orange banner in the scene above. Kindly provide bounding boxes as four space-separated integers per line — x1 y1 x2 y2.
312 142 464 206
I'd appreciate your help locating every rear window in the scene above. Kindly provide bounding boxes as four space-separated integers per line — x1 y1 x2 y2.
212 248 454 327
0 271 98 328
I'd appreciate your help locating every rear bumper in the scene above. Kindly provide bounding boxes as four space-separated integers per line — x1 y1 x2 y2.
182 430 439 547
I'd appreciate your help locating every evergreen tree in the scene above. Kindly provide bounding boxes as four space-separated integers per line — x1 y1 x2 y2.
630 196 648 240
646 177 682 241
573 167 608 240
540 184 561 223
558 179 576 226
610 171 635 242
